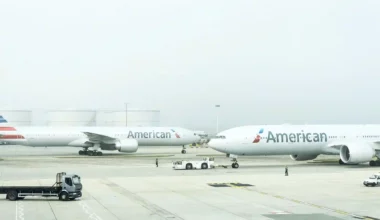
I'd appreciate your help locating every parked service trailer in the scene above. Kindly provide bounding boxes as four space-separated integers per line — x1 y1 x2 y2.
0 172 82 201
173 157 215 170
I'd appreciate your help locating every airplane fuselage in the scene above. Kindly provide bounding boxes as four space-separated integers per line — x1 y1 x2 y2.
0 126 198 147
208 124 380 156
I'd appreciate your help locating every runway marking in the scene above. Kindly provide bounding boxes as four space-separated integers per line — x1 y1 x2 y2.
243 188 379 220
78 201 103 220
207 183 254 188
102 179 184 220
15 201 25 220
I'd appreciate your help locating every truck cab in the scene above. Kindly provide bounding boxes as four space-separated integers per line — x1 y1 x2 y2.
363 173 380 187
56 172 82 200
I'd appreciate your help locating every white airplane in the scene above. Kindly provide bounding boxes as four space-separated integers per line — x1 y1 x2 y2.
0 115 200 156
207 124 380 168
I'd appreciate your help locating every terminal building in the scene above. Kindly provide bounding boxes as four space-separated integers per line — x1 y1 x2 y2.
0 109 160 127
0 109 33 126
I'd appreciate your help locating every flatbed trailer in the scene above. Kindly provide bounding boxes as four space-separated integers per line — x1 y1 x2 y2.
0 172 82 201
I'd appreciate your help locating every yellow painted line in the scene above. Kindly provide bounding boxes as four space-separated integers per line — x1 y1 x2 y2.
334 210 348 215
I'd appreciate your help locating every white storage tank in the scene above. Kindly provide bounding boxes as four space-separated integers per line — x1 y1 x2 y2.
0 110 32 126
96 109 160 127
47 110 97 126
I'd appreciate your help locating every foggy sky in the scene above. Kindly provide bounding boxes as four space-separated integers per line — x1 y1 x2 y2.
1 0 380 133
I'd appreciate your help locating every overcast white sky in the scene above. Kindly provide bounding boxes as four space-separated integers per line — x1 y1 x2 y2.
1 0 380 133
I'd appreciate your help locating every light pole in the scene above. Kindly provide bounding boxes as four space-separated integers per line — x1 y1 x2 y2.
215 105 220 133
125 103 128 126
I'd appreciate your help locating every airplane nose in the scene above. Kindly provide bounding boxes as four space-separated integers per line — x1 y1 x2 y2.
208 139 219 151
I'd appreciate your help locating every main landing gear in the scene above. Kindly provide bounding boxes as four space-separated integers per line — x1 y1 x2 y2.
181 145 186 154
339 158 380 166
231 157 239 169
369 158 380 167
78 147 103 156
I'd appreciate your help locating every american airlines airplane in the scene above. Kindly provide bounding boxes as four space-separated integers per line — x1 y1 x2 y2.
0 116 200 156
207 124 380 168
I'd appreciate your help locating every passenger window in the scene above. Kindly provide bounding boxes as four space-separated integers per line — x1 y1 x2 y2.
65 178 73 186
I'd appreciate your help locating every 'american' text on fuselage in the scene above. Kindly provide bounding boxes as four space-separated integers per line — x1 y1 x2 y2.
127 131 172 139
267 131 327 143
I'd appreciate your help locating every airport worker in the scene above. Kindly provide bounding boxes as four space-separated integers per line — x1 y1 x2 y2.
285 166 288 176
156 158 158 167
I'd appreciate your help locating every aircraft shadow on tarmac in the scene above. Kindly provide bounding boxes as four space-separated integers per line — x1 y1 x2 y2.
232 162 374 169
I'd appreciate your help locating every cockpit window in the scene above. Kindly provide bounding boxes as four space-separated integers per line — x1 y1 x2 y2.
215 135 226 139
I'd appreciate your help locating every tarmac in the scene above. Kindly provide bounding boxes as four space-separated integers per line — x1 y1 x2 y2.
0 145 379 220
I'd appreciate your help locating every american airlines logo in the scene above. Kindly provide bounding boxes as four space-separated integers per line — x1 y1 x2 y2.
253 128 264 143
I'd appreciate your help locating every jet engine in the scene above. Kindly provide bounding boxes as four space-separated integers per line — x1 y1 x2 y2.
115 139 138 153
340 143 374 164
290 154 319 161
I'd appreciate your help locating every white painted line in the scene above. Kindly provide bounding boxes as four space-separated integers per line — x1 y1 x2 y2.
15 201 25 220
78 201 103 220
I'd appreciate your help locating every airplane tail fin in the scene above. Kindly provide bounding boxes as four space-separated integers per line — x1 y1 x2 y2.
0 115 17 131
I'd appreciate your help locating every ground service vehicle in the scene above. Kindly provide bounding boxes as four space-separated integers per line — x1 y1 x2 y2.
363 173 380 187
173 157 215 170
0 172 82 201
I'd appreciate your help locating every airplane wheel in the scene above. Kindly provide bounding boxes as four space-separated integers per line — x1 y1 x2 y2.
370 161 376 166
232 163 239 169
79 150 84 155
181 150 186 154
87 151 94 156
96 151 102 156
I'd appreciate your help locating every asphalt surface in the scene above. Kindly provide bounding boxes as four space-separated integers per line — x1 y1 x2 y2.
0 145 379 220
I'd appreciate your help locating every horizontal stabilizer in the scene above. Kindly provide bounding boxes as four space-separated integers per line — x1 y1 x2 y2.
0 115 8 123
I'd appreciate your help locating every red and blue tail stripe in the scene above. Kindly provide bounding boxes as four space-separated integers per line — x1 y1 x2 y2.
0 115 25 139
0 134 24 139
0 127 17 131
0 115 16 130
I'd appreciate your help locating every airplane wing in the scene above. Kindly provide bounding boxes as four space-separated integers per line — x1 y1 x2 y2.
327 142 347 150
82 132 116 143
327 140 380 152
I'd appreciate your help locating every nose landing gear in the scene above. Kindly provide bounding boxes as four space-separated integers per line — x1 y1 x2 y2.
181 145 186 154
